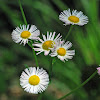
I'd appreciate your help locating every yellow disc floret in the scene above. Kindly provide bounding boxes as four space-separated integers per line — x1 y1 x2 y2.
29 75 40 85
57 47 66 56
68 16 79 23
42 40 55 50
21 31 31 39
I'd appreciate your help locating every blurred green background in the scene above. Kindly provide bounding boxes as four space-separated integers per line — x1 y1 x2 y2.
0 0 100 100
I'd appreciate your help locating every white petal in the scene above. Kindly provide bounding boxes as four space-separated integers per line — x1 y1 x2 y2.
44 51 50 56
29 25 37 33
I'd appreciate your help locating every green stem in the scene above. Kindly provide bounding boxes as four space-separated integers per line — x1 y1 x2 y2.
65 25 73 40
58 70 97 100
18 0 27 25
49 58 56 82
28 42 32 48
28 41 39 67
30 41 39 67
49 58 53 82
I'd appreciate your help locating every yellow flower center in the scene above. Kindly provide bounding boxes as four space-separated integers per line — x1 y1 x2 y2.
20 31 31 39
29 75 40 85
57 48 66 56
68 16 79 23
42 40 55 50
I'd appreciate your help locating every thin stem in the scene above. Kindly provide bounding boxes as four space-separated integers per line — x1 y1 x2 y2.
49 58 53 82
65 25 73 40
28 42 32 48
32 48 39 67
28 41 39 67
18 0 27 25
58 70 97 100
49 58 56 82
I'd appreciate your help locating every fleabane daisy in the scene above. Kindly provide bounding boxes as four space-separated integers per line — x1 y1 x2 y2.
20 67 49 94
12 25 40 45
50 40 75 62
33 32 62 55
59 9 88 26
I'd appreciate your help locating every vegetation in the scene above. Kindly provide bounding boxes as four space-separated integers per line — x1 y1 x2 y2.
0 0 100 100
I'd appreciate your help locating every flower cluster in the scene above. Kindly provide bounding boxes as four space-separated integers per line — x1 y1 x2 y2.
12 9 89 94
12 25 75 62
33 32 75 62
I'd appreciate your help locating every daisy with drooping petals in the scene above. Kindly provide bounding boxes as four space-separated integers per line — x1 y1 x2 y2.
50 40 75 62
12 25 40 45
20 67 49 94
33 32 62 55
59 9 88 26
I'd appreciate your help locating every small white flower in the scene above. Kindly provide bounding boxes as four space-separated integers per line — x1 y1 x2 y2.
33 32 62 56
50 40 75 62
20 67 49 94
12 25 40 45
59 9 88 26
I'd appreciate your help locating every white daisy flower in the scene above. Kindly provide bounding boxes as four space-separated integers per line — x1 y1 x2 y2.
12 24 40 45
59 9 88 26
20 67 49 94
33 32 62 56
50 40 75 62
